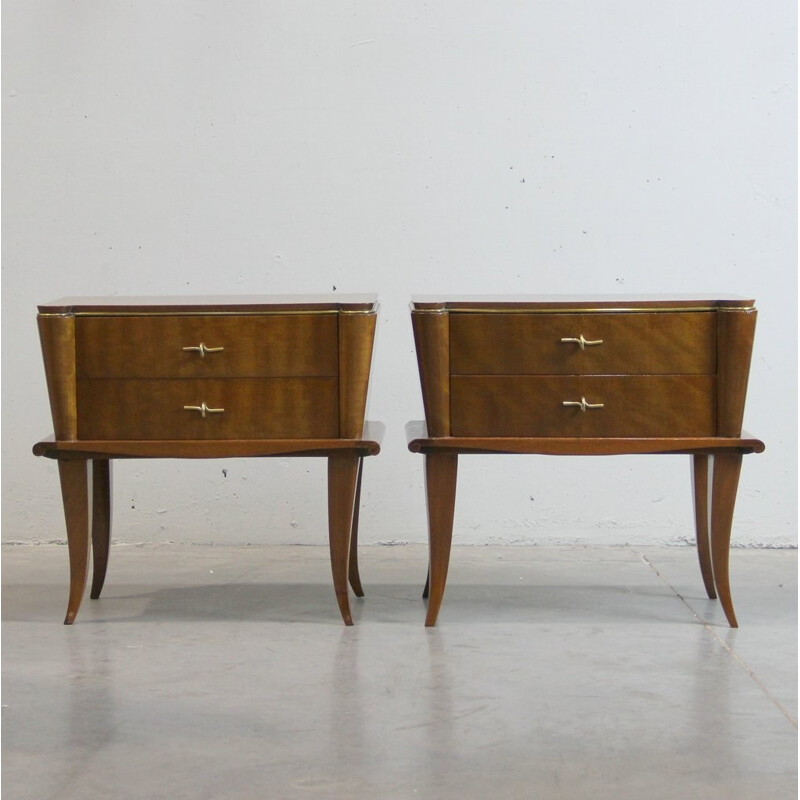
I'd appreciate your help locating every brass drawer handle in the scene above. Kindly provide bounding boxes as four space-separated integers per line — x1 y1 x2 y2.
562 397 604 412
183 402 225 418
560 335 603 350
182 343 224 358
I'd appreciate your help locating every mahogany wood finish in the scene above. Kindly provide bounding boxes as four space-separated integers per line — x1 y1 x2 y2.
450 375 716 438
692 454 716 600
35 295 380 625
339 311 378 439
76 377 340 440
409 296 763 627
76 314 338 378
411 310 450 437
450 311 716 375
33 426 383 460
57 460 91 625
37 314 78 440
424 452 458 627
716 309 758 437
348 458 365 597
709 453 744 627
327 455 361 625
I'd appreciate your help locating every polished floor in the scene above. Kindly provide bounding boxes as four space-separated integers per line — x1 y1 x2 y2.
3 544 797 800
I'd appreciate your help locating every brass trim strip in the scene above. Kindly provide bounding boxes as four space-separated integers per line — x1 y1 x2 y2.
412 305 755 315
38 307 378 318
408 303 447 315
340 305 380 316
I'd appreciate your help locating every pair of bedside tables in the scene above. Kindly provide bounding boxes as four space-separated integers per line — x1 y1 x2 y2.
34 294 763 627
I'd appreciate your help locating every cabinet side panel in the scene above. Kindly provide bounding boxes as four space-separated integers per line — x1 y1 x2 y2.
338 312 377 438
37 314 78 439
411 311 450 437
716 309 757 437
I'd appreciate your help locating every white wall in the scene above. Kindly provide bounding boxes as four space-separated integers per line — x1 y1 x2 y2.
3 2 796 547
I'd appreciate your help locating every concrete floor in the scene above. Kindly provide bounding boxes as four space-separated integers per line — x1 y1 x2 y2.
2 543 796 800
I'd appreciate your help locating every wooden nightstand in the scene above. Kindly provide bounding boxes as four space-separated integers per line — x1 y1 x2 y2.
408 295 764 627
34 295 381 625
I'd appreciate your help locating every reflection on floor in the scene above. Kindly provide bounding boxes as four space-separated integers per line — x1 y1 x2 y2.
3 544 797 800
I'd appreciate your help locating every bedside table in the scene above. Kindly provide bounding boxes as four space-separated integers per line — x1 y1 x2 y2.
34 295 381 625
408 295 764 626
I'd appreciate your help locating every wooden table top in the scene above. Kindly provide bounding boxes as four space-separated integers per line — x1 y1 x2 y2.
38 294 378 315
410 295 755 312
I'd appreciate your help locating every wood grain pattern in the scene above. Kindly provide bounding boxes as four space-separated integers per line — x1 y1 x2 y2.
450 312 716 375
717 309 757 436
692 454 716 599
328 455 360 625
58 459 91 624
709 453 743 627
38 314 78 440
36 296 381 625
76 315 338 378
76 377 339 440
338 311 377 438
408 297 761 628
450 375 716 438
33 421 384 459
405 420 764 456
424 452 458 627
411 310 450 436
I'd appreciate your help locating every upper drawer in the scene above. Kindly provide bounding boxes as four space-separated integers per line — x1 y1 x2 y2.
449 312 716 375
76 314 339 378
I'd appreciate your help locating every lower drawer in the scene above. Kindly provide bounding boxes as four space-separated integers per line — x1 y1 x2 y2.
76 378 339 439
450 375 715 437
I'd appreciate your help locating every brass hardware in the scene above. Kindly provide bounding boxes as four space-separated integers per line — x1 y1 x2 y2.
183 402 225 418
560 335 603 350
182 343 224 358
413 306 753 315
562 397 604 412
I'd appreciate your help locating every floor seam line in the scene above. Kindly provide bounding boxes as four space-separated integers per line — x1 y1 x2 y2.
637 549 798 730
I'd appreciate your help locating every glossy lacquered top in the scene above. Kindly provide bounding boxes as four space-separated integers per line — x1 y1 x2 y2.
38 294 378 315
411 295 755 312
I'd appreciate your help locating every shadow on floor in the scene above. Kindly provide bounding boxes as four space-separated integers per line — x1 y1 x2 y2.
2 581 705 626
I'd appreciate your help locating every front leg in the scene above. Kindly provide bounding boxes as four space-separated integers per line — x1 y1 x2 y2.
692 454 716 599
57 459 92 624
709 453 744 627
424 452 458 627
327 455 360 625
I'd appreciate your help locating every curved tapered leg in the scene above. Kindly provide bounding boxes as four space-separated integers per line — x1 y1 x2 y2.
90 459 112 599
709 453 743 627
57 459 91 625
328 455 360 625
692 454 716 599
424 453 458 627
347 458 365 598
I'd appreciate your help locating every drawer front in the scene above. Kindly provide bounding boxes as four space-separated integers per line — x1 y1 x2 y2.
450 376 715 437
76 315 339 378
449 312 716 375
77 378 339 439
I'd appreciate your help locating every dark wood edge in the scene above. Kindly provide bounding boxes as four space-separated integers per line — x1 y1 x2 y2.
410 296 755 312
33 422 384 460
405 421 765 456
37 295 379 315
